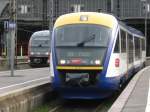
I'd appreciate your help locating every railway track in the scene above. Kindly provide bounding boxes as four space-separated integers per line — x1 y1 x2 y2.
47 93 119 112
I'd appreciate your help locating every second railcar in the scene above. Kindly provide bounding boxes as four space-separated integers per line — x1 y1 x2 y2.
28 30 51 67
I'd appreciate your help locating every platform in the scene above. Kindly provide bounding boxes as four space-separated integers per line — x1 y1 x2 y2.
0 56 29 71
0 67 50 95
108 66 150 112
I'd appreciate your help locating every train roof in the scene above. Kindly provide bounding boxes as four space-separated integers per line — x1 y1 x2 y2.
54 12 117 28
31 30 50 37
54 12 144 37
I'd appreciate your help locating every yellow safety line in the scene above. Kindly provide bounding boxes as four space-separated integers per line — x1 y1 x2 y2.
56 66 103 70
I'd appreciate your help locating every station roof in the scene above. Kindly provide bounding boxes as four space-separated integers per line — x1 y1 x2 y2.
0 0 9 17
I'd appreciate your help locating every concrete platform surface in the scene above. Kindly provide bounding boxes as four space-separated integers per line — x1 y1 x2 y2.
108 66 150 112
0 67 50 95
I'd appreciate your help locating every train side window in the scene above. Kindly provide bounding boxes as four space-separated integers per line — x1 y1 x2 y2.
142 39 145 51
114 33 120 53
134 37 141 60
120 30 126 53
134 37 138 60
128 34 134 64
138 38 141 58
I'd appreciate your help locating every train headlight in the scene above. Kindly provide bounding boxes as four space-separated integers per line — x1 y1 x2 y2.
37 52 40 55
45 52 49 55
95 60 101 65
28 59 30 63
31 52 34 55
60 59 66 64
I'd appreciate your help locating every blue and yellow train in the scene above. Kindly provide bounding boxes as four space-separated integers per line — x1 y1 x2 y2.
50 12 146 99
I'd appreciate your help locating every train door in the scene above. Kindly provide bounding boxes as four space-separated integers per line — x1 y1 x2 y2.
141 38 146 65
120 29 128 78
140 38 142 65
127 33 134 75
134 37 142 69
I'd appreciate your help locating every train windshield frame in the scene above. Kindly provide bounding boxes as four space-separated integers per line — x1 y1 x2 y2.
31 36 50 47
54 24 112 66
55 24 111 47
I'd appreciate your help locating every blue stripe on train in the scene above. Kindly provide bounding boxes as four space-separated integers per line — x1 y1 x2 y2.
100 26 119 79
51 29 61 87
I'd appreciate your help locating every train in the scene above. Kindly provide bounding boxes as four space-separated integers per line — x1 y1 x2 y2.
28 30 51 67
50 12 146 99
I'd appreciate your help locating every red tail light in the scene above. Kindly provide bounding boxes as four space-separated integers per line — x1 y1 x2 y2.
71 58 81 64
115 58 120 67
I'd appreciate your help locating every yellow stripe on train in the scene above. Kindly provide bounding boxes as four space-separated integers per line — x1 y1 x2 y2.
56 66 103 70
54 12 116 28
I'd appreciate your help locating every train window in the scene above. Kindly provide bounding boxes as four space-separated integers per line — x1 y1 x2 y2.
114 33 120 53
134 37 141 60
128 34 134 64
142 39 145 51
139 38 141 58
120 30 126 53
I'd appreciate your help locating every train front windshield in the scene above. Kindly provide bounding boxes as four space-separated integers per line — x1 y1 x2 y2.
55 24 111 66
31 36 50 53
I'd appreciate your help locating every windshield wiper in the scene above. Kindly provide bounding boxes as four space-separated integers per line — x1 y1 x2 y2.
77 34 95 47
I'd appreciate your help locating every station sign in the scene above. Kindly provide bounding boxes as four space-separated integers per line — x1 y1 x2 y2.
4 21 16 31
